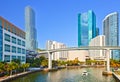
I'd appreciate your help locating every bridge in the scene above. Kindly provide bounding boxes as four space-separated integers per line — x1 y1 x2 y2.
39 46 120 75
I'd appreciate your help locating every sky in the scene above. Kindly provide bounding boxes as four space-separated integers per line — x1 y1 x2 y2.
0 0 120 49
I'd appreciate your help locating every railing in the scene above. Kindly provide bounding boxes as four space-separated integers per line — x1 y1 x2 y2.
39 46 120 54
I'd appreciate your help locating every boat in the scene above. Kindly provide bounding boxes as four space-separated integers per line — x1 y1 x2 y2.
82 71 88 76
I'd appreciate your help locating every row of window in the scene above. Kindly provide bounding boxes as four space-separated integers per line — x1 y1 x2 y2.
5 44 26 54
0 25 3 61
4 55 26 62
5 33 25 47
3 22 25 39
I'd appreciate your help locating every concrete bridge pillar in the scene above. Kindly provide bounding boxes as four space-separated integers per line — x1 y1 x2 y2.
106 49 110 72
102 49 112 75
48 51 52 69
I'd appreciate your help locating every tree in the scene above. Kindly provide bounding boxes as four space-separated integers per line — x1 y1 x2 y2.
41 60 48 67
110 59 120 67
0 62 4 73
21 63 30 72
5 62 17 76
12 59 21 65
34 58 41 67
26 58 34 66
66 60 73 66
52 60 58 67
73 57 79 65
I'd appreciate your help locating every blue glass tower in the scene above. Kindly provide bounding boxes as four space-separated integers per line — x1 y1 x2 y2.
25 6 37 52
103 12 119 60
78 10 96 47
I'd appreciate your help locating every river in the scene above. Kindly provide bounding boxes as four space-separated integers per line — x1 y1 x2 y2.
11 68 116 82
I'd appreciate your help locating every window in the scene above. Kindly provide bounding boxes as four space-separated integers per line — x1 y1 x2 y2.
22 41 25 47
12 46 16 53
12 37 16 44
17 47 21 53
22 56 25 62
5 33 10 42
22 49 25 54
17 39 21 45
5 44 10 52
4 55 10 62
8 25 10 32
12 27 16 35
12 56 16 60
4 22 7 30
17 56 21 61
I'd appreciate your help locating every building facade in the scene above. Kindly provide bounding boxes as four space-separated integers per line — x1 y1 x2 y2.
25 6 37 52
46 40 68 61
89 35 106 61
78 10 96 47
0 16 26 63
96 27 99 36
103 12 119 60
68 50 89 62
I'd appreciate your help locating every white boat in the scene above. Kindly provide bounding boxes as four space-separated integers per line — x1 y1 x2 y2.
82 71 88 76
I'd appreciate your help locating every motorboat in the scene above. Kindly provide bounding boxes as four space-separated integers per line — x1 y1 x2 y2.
82 71 88 76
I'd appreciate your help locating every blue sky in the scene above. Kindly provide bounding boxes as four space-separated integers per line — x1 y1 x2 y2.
0 0 120 49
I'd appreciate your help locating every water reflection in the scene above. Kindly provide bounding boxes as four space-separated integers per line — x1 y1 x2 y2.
11 68 116 82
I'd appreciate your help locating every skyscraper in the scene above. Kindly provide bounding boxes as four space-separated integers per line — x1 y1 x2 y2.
78 10 96 47
103 12 119 60
25 6 37 52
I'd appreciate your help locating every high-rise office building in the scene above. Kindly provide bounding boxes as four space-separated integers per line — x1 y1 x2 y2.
25 6 37 52
103 12 119 60
0 16 26 63
78 10 96 47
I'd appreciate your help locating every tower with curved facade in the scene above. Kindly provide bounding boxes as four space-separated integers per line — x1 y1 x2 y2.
25 6 37 52
103 12 119 60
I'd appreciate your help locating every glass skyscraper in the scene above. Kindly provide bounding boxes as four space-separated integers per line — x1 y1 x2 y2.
103 12 119 60
78 10 96 47
25 6 37 51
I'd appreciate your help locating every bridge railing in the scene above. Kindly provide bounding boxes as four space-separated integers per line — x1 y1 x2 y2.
38 46 120 54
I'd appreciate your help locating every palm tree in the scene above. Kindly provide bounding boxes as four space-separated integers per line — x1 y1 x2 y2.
41 60 48 67
14 63 19 74
5 62 16 76
0 62 4 73
21 63 30 72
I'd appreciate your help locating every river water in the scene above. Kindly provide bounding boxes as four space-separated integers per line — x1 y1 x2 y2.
11 68 116 82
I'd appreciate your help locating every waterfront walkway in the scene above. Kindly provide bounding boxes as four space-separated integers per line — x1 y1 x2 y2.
0 71 31 82
113 71 120 81
0 67 57 82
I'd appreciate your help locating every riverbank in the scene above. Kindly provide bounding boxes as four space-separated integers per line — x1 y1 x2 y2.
0 67 65 82
0 69 43 82
113 71 120 82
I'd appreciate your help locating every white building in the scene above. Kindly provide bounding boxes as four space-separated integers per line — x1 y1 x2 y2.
68 50 89 62
89 35 106 60
0 16 26 63
46 40 68 61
